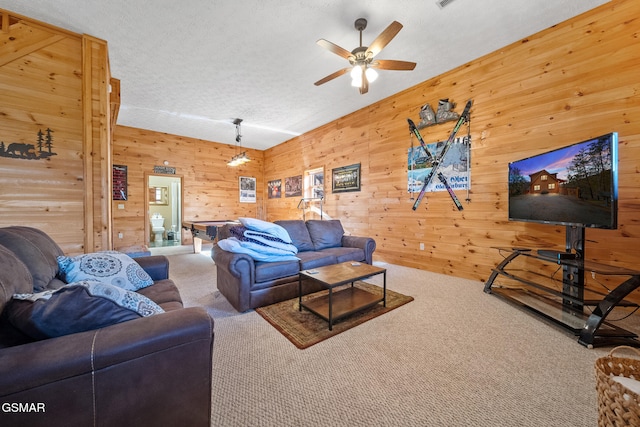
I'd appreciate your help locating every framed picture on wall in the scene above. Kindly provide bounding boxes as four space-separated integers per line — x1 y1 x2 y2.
268 179 282 199
239 176 256 203
332 163 361 193
112 164 127 200
285 175 302 197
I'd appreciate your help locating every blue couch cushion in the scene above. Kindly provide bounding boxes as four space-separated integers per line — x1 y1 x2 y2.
275 220 315 252
254 260 300 283
321 247 365 264
306 220 344 250
297 251 337 270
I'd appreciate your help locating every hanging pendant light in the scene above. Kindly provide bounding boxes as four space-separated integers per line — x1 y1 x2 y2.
227 118 250 166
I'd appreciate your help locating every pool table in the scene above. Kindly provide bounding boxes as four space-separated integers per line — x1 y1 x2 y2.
182 220 237 253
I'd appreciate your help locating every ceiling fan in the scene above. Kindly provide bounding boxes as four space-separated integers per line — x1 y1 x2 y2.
314 18 417 94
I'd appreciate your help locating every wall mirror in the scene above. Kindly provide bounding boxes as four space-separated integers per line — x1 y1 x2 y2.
149 186 168 205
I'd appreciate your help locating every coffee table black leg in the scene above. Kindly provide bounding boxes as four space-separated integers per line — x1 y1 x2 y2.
298 275 302 312
383 270 387 307
328 288 333 331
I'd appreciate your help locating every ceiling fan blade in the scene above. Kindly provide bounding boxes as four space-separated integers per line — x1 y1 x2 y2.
314 67 351 86
367 21 403 57
371 59 417 71
316 39 354 60
359 67 369 95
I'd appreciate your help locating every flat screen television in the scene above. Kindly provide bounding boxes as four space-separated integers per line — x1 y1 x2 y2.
508 132 618 229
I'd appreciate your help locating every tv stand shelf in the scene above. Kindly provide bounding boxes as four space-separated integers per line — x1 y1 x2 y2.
484 247 640 348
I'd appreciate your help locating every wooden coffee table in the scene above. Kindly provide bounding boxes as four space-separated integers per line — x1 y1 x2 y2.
298 262 387 330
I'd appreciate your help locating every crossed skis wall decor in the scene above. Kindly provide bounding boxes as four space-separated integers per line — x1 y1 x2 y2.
407 99 472 211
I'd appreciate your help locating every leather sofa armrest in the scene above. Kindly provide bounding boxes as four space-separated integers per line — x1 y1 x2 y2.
342 235 376 265
92 306 213 368
0 307 213 396
0 307 214 426
135 255 169 281
212 244 255 312
212 246 255 281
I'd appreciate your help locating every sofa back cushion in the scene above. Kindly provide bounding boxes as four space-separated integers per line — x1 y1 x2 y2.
0 244 33 314
306 220 344 250
0 226 65 292
274 220 315 252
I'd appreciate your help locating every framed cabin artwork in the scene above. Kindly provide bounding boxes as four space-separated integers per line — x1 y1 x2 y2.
332 163 360 193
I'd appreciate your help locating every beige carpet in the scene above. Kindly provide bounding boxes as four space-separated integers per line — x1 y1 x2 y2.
256 282 413 349
156 245 640 427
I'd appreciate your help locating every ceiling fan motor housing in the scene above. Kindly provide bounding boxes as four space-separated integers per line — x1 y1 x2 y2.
354 18 367 31
350 46 371 66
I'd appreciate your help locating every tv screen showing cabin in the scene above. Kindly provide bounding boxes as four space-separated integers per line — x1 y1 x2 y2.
508 132 618 229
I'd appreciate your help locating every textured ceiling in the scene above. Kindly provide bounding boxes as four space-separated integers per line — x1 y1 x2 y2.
1 0 609 150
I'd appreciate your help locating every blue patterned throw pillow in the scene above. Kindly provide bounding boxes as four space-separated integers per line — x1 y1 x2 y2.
57 251 154 291
8 280 164 340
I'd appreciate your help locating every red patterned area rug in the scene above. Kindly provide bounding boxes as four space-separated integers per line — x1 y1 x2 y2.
255 282 413 349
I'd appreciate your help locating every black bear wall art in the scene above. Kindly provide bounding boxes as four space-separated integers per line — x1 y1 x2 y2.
0 128 57 160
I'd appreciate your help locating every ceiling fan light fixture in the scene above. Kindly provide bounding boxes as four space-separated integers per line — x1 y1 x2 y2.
350 65 377 89
350 66 362 87
365 67 378 83
315 18 416 95
350 65 363 79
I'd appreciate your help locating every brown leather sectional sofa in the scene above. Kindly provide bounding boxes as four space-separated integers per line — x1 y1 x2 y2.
0 226 214 427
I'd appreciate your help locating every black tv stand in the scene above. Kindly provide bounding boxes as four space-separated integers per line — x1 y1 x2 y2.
484 226 640 348
537 249 577 260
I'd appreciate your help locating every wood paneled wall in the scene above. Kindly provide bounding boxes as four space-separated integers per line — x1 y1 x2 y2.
112 126 264 248
0 9 113 254
2 0 639 293
264 0 640 286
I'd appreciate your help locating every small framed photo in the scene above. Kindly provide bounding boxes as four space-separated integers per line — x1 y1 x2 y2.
239 176 256 203
332 163 361 193
285 175 303 197
268 179 282 199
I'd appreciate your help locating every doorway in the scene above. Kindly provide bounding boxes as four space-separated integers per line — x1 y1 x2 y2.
145 173 183 248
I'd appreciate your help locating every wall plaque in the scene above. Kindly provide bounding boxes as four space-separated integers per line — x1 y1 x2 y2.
153 165 176 174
